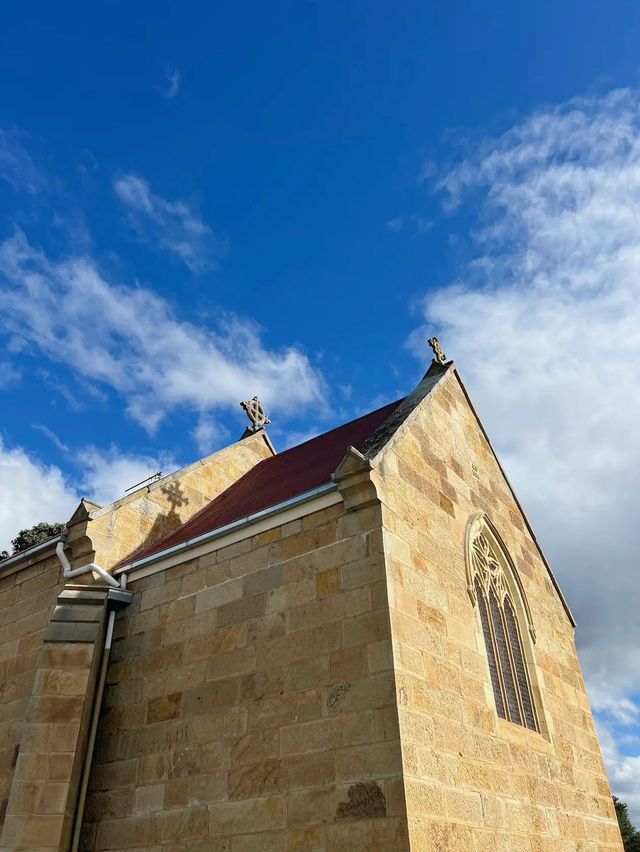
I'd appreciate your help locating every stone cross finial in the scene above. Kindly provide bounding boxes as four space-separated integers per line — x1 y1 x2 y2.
428 336 447 365
240 396 271 432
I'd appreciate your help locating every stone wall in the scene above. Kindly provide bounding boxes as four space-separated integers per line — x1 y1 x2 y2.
0 552 64 838
374 367 623 851
0 430 272 844
68 431 273 572
80 498 409 851
0 585 124 852
1 378 623 850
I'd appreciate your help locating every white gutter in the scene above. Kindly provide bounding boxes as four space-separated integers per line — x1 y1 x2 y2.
56 538 120 589
114 481 339 576
0 534 65 572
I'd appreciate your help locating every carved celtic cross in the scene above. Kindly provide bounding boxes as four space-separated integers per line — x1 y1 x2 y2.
428 336 447 364
240 396 271 431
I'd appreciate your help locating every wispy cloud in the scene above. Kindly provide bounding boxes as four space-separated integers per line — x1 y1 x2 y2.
162 69 181 99
0 230 326 434
191 416 230 455
0 362 20 388
386 214 432 234
37 369 87 412
76 444 177 505
114 173 222 272
0 128 46 195
410 86 640 818
33 423 69 453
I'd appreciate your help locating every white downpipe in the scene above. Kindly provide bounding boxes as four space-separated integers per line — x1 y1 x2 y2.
103 573 128 649
69 570 128 852
56 540 120 589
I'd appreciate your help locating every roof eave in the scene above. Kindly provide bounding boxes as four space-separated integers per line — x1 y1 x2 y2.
114 481 339 576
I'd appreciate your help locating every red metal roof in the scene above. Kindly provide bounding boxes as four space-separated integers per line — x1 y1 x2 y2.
125 397 403 564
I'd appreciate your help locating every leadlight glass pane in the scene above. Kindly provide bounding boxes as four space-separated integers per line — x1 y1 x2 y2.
504 599 537 731
489 588 522 725
475 578 506 719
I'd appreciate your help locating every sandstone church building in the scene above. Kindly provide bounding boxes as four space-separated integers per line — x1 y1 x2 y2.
0 346 624 850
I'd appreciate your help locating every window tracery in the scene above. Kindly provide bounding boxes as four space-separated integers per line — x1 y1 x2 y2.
467 519 539 732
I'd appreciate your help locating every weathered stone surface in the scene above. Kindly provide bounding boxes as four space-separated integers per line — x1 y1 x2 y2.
374 366 622 851
335 781 387 820
0 587 109 850
72 486 409 849
146 692 183 724
0 366 622 851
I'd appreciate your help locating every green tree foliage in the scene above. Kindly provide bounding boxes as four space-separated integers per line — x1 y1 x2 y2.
614 797 640 851
0 521 65 560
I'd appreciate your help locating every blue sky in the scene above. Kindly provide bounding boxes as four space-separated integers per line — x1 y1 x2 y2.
3 0 640 821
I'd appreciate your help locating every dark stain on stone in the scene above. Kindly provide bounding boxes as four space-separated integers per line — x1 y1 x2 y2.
327 682 350 708
10 744 19 769
335 781 387 821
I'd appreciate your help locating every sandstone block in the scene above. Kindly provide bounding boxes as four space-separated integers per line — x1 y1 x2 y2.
341 609 389 649
208 797 286 835
330 647 367 683
284 656 330 693
289 785 345 825
146 804 209 842
445 787 483 825
195 579 244 614
206 647 256 682
232 831 286 852
270 525 336 564
334 741 402 782
228 759 288 800
243 564 282 597
218 594 265 628
339 557 384 592
316 568 340 598
189 770 228 804
287 750 335 789
146 692 182 724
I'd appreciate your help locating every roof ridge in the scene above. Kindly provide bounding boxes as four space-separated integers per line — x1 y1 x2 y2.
117 396 405 567
273 398 405 456
360 361 451 460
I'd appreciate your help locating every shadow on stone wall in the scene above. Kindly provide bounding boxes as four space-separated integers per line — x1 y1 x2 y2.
123 481 190 563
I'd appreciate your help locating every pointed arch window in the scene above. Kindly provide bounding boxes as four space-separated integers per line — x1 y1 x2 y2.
467 517 539 732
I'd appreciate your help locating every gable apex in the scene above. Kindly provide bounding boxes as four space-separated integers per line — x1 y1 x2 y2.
367 359 576 630
360 360 453 462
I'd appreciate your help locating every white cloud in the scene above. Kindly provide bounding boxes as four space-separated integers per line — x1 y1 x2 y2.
0 230 326 433
0 362 20 388
191 416 230 455
33 424 69 453
386 214 432 234
0 437 78 552
0 438 183 552
162 69 181 99
597 720 640 825
411 87 640 806
114 173 221 272
76 445 177 506
0 129 46 195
